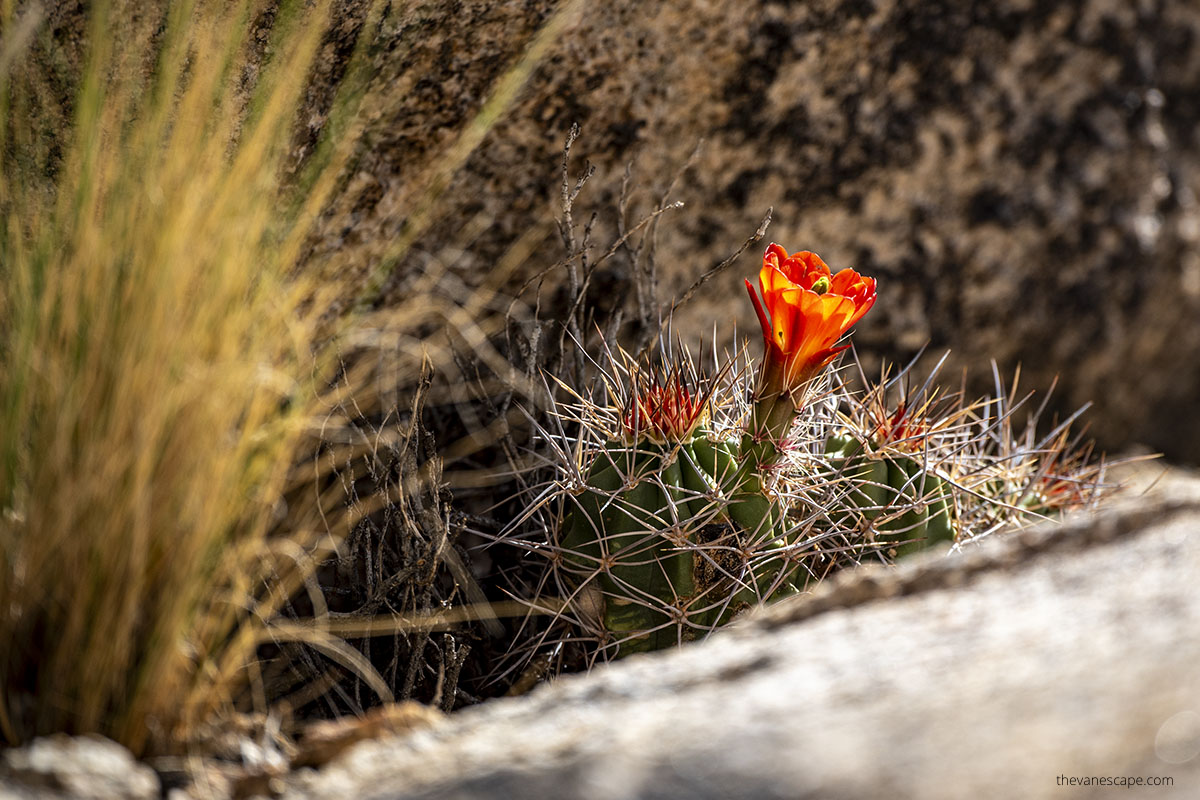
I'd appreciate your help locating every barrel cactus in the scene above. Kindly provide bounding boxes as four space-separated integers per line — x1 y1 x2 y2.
500 241 1124 680
557 369 794 656
823 438 955 559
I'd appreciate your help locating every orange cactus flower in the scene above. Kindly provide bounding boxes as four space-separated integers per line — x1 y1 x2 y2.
746 243 877 396
622 371 708 443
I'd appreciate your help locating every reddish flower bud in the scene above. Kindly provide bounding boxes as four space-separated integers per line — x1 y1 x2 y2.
622 371 707 443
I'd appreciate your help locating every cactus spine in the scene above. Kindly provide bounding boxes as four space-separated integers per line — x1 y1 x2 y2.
824 433 955 558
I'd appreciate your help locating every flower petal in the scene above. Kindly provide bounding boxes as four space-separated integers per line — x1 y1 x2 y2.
751 246 877 395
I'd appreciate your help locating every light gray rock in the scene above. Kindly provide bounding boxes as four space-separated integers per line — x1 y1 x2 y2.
284 487 1200 799
0 735 159 800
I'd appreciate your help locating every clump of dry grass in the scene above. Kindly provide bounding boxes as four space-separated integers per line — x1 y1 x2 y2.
0 0 588 754
0 0 383 755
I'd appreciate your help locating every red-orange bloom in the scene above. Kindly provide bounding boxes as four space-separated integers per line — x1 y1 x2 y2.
746 243 877 393
622 372 707 443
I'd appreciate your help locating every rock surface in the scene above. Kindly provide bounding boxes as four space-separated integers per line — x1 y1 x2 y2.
283 477 1200 799
13 1 1200 460
0 735 159 800
305 0 1200 464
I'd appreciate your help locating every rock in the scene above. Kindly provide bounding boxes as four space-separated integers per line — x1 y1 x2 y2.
0 735 159 800
303 0 1200 464
281 480 1200 799
11 1 1200 460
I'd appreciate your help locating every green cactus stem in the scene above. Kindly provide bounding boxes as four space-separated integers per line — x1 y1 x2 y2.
824 433 955 557
559 425 794 656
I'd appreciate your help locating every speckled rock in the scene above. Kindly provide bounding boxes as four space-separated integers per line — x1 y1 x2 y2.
11 0 1200 460
281 479 1200 800
305 0 1200 463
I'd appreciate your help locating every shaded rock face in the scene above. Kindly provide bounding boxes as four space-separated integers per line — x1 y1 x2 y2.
13 1 1200 459
308 0 1200 462
284 486 1200 800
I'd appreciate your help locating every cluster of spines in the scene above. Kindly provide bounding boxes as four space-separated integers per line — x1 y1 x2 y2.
491 242 1122 675
491 345 1119 673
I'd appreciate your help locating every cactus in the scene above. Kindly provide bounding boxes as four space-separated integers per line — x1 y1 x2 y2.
497 242 1126 683
824 432 955 558
557 366 794 656
549 245 881 657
